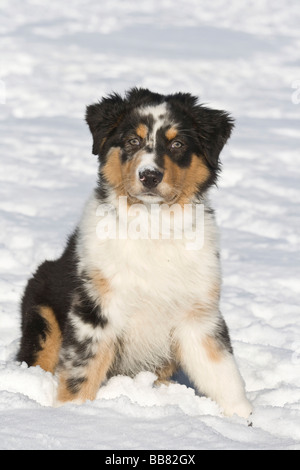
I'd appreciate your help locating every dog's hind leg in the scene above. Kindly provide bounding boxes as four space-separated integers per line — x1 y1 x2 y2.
17 305 62 373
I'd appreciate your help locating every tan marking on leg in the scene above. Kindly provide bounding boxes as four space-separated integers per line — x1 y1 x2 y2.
89 270 112 309
203 336 223 362
77 342 115 401
185 304 209 321
178 306 223 363
57 341 115 404
136 123 148 139
56 372 77 404
155 361 178 386
33 306 62 373
90 271 111 297
165 127 178 141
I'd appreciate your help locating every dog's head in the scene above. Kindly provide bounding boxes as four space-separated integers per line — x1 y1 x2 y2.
86 88 234 205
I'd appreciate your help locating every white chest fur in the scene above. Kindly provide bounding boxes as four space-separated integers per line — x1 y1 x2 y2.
76 192 221 375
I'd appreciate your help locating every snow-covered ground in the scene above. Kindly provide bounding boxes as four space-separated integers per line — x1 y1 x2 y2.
0 0 300 450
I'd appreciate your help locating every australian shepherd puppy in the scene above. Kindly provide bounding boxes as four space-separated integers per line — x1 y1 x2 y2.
17 88 252 419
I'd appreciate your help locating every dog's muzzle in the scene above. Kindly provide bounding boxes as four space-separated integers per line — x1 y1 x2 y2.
138 168 163 189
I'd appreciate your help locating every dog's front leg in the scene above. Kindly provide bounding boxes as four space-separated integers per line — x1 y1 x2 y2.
55 330 115 406
174 313 252 419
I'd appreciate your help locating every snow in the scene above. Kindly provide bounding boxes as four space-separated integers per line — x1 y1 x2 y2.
0 0 300 450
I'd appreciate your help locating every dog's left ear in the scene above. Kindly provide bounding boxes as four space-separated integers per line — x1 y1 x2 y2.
196 106 234 169
167 93 234 169
85 93 127 156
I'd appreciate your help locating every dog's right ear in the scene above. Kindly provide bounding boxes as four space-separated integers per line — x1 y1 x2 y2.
85 93 127 156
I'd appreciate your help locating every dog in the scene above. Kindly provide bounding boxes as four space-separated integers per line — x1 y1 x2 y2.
17 88 252 418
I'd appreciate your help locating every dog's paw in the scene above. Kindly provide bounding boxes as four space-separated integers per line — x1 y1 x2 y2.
222 399 253 420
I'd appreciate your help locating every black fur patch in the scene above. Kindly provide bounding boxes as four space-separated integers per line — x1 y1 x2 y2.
16 307 50 365
215 316 233 355
72 285 108 329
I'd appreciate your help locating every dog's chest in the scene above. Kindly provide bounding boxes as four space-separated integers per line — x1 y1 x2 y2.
93 238 208 374
83 232 218 323
77 195 220 372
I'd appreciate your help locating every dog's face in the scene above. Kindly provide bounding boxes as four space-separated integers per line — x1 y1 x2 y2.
86 88 234 205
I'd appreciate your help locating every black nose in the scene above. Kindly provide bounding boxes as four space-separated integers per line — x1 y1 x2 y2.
139 169 163 189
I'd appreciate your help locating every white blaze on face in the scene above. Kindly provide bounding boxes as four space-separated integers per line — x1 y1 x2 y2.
136 153 159 178
139 102 168 144
137 102 168 175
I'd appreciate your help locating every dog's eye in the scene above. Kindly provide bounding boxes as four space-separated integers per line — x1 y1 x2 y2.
128 138 140 146
171 141 183 149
